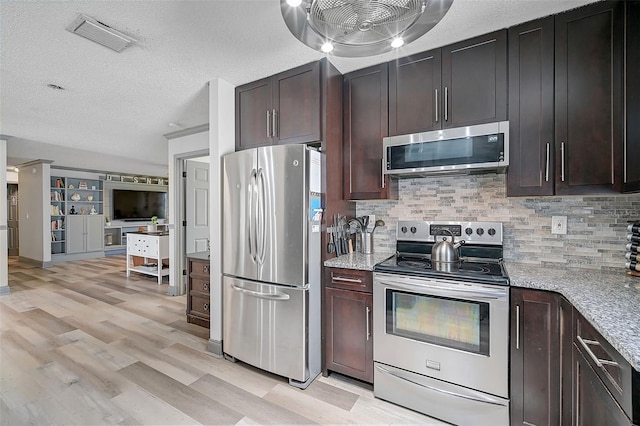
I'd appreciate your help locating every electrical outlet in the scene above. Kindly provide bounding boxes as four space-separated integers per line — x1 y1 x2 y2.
367 215 375 232
551 216 567 235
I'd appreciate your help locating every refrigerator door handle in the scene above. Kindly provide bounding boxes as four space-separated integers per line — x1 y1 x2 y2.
257 167 267 265
248 169 258 263
231 283 291 301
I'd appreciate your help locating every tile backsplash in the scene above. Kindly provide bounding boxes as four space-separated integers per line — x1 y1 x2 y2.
356 174 640 272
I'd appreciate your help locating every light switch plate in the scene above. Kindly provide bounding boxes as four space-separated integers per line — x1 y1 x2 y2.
552 216 567 234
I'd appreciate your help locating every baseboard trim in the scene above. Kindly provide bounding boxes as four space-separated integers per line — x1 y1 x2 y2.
0 286 11 296
167 285 180 296
207 339 223 358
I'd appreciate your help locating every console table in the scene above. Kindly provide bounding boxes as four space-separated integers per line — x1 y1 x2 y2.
126 231 169 284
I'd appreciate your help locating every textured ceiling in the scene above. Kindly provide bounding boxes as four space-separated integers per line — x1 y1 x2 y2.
1 0 598 175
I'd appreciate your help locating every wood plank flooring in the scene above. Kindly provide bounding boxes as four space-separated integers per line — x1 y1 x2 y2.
1 256 445 425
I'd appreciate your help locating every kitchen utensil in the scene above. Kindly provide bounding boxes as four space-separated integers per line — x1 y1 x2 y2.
372 219 385 233
328 232 335 254
361 231 373 254
363 215 369 231
431 229 465 270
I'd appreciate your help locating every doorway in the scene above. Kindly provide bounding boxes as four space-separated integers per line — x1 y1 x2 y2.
7 184 18 256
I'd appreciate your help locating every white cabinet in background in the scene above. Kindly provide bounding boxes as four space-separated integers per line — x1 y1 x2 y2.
126 232 169 284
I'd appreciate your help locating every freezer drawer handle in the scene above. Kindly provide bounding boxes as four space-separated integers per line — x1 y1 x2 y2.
231 284 291 301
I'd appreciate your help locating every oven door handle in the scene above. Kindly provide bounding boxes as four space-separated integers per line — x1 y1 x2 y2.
376 365 508 407
376 277 506 300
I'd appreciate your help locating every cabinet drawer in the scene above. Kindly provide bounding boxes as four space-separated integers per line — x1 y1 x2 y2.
327 268 372 293
573 309 637 422
190 294 211 318
189 259 210 276
190 277 210 294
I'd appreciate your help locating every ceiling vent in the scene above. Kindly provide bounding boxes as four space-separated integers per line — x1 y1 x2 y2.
66 14 135 53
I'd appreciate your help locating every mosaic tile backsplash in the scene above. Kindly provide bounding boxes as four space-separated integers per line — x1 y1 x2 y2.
356 174 640 272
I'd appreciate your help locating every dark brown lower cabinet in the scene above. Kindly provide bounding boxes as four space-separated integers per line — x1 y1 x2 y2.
510 288 561 425
573 344 632 426
186 256 210 328
323 268 373 383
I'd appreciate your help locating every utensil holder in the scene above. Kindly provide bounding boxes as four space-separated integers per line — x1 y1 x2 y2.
360 231 373 254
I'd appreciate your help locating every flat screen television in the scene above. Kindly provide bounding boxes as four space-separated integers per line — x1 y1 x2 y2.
112 189 166 221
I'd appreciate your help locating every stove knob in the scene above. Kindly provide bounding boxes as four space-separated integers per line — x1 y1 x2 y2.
488 228 496 236
465 227 473 236
476 228 485 236
410 226 417 234
401 226 408 234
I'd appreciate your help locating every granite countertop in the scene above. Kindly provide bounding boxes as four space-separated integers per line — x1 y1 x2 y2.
324 252 394 271
186 251 210 261
324 254 640 372
507 263 640 372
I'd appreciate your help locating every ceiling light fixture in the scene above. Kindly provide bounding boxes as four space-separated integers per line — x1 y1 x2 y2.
391 37 405 48
66 14 135 53
280 0 454 57
320 42 334 53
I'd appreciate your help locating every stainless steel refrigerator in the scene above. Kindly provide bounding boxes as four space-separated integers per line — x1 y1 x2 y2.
222 144 322 389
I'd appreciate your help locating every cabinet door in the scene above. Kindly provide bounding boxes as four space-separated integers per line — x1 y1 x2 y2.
86 215 103 252
343 63 395 200
324 287 373 383
66 215 86 254
235 77 272 151
573 344 632 426
389 49 442 136
273 61 321 145
507 17 555 197
442 30 508 128
555 1 624 194
510 288 561 426
624 0 640 193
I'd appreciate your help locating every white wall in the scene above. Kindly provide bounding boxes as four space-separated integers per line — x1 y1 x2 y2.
0 139 8 290
18 162 50 263
208 78 235 348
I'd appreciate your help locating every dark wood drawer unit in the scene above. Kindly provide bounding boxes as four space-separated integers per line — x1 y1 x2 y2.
572 308 638 424
186 256 210 328
323 267 373 383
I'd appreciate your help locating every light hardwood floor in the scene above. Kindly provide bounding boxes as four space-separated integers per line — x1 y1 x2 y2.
1 255 445 425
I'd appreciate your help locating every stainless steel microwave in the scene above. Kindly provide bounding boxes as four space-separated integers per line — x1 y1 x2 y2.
383 121 509 177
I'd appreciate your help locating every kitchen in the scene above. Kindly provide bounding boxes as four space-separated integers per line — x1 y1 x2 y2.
2 0 639 425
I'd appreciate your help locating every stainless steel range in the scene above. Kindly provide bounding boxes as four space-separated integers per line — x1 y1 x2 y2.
373 220 510 425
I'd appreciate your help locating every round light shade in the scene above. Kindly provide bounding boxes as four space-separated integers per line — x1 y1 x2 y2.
280 0 454 57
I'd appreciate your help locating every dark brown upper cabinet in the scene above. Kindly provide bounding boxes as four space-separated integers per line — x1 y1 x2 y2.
388 31 507 136
554 1 624 195
624 0 640 193
507 17 555 197
343 63 397 201
235 61 321 151
509 1 625 196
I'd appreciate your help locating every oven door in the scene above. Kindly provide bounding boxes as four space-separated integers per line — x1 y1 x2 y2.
373 272 509 398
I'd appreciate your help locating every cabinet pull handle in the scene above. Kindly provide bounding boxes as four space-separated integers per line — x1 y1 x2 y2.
561 142 566 182
203 265 209 273
381 159 386 189
272 109 278 138
366 306 371 341
515 305 520 350
576 336 618 368
434 89 439 123
332 276 362 283
266 110 271 139
545 143 550 182
444 86 449 122
203 303 209 311
203 282 209 291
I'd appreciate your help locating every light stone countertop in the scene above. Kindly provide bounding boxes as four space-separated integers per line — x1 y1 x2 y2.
324 252 394 271
324 254 640 372
506 263 640 372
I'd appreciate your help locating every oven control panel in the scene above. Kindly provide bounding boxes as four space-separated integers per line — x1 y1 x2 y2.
396 221 503 245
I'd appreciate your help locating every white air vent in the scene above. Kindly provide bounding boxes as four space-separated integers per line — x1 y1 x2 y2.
66 14 135 53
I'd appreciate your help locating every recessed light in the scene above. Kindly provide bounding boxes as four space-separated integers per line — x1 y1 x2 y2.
47 84 65 90
320 42 334 53
391 37 405 48
13 167 19 172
